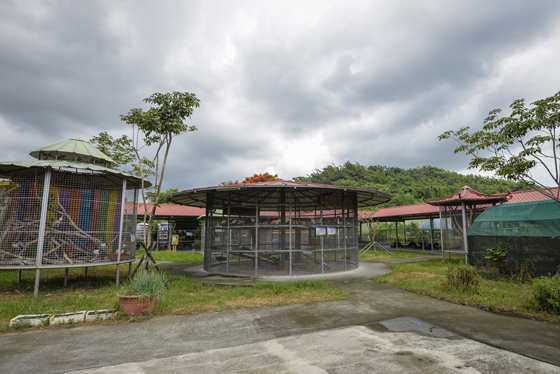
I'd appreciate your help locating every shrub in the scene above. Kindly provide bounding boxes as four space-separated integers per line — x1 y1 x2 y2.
532 276 560 313
192 241 201 249
485 245 507 262
122 272 166 300
442 265 480 293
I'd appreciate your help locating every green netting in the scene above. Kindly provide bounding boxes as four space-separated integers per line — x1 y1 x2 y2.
468 199 560 237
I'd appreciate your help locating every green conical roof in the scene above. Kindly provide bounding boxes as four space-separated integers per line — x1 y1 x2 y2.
29 138 117 168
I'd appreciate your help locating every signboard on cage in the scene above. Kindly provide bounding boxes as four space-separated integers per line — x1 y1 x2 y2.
327 226 336 235
316 226 326 236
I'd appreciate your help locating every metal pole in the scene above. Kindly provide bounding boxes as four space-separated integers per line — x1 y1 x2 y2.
439 206 444 262
395 222 399 248
64 268 69 287
116 179 127 287
430 217 434 251
403 221 407 244
342 192 347 272
255 189 259 276
289 197 292 276
461 201 468 264
320 203 324 274
34 168 52 298
385 222 388 243
17 270 21 284
227 196 231 275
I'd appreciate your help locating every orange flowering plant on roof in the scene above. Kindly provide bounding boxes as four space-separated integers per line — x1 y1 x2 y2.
243 172 279 183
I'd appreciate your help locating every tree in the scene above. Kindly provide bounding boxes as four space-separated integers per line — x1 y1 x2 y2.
221 173 279 185
91 91 200 257
146 187 179 205
242 172 279 183
439 91 560 207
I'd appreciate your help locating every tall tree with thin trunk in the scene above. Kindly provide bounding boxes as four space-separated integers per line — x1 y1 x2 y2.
92 91 200 262
439 91 560 207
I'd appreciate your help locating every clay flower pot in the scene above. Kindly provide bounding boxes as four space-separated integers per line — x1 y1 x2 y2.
119 296 157 316
120 272 165 316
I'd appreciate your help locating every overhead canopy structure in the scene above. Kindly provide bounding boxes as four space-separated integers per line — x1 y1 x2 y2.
168 180 392 209
29 138 117 168
424 186 510 262
169 180 391 277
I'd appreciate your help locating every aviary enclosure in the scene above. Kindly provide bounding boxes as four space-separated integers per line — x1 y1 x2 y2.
168 180 391 276
0 139 144 296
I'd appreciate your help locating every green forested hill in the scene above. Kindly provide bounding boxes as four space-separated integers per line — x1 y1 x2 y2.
293 162 527 208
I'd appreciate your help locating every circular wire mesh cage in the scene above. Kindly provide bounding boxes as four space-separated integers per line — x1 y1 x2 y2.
0 168 138 269
169 181 392 277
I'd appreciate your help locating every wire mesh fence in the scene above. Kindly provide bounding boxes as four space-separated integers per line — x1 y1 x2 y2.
203 202 359 276
359 227 443 250
0 170 137 269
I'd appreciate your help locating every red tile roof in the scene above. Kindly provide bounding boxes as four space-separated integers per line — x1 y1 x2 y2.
505 187 559 204
124 203 205 217
423 185 509 206
363 186 559 221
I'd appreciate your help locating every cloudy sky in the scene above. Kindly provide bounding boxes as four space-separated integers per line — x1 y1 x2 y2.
1 0 559 191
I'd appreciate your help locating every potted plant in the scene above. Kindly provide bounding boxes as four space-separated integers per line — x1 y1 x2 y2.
119 272 166 316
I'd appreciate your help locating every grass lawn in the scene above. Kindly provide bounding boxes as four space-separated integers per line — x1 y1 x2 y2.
136 249 204 263
360 249 438 261
373 258 560 324
0 266 347 333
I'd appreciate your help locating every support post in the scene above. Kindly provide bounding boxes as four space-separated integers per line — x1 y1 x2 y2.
429 217 434 251
289 199 292 276
17 269 22 284
64 268 69 288
385 222 388 243
116 179 127 287
461 201 468 264
342 191 347 272
227 196 231 275
395 222 399 248
34 168 52 298
320 202 324 274
255 189 259 276
439 206 444 262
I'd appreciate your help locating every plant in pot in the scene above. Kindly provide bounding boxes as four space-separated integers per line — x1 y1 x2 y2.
119 272 166 316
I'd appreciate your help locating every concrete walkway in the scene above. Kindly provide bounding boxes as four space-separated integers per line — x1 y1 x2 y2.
1 260 559 373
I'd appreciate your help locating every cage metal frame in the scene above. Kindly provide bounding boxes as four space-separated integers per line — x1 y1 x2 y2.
0 143 145 297
169 181 392 277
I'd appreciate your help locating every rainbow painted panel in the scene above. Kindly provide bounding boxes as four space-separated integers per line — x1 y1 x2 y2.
69 188 82 227
113 190 123 246
90 189 102 248
97 189 111 240
59 188 72 231
46 186 60 224
105 190 119 243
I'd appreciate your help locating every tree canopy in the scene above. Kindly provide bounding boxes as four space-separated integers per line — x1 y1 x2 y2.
294 162 527 208
91 91 200 251
439 91 560 206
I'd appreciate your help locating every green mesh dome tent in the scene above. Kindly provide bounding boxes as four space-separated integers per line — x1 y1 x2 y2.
467 199 560 275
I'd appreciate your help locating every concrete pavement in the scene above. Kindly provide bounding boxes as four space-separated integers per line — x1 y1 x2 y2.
1 260 559 373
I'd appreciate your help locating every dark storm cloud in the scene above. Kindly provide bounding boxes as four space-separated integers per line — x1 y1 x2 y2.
1 0 559 189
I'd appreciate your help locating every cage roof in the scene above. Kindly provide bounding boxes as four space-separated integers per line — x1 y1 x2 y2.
0 160 149 189
168 180 392 210
424 185 509 206
29 138 117 168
